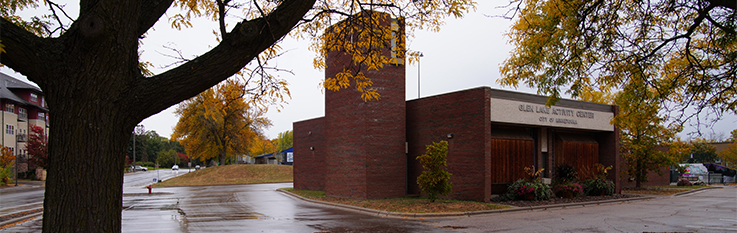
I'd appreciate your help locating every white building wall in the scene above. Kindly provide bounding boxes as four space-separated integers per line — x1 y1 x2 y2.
3 110 18 154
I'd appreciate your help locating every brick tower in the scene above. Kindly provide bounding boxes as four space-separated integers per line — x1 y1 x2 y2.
323 11 407 199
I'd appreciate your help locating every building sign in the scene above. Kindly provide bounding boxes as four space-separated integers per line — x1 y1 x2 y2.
490 98 614 131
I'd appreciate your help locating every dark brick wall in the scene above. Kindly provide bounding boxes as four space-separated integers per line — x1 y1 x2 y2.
293 117 326 191
323 11 406 199
406 87 491 202
597 105 621 193
620 167 671 188
323 64 407 199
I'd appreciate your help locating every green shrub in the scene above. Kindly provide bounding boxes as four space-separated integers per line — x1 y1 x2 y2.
416 140 452 202
156 149 178 168
18 170 36 180
553 164 577 184
583 179 615 196
0 165 12 186
507 179 553 201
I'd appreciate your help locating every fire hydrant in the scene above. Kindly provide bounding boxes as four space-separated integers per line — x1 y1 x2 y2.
147 185 152 194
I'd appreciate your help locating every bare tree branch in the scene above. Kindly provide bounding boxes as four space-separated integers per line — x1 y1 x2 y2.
132 0 316 119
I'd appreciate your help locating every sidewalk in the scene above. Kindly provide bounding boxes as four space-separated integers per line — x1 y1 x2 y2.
0 181 44 195
277 187 722 219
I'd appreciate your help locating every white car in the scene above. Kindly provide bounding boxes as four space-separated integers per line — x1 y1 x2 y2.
172 165 179 170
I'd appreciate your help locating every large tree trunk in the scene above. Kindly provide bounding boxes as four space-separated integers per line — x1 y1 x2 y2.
43 99 131 231
636 161 643 188
219 150 227 166
0 0 316 232
38 1 142 231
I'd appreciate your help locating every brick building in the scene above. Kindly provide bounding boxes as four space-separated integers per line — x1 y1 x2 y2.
0 72 49 175
293 12 621 202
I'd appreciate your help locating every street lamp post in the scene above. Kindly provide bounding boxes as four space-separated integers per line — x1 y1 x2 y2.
418 52 423 99
133 124 144 168
14 151 18 186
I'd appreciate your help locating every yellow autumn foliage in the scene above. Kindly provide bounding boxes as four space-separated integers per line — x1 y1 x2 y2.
172 79 272 165
500 0 736 115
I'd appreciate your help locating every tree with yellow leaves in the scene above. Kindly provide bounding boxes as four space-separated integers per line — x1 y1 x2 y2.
577 75 685 188
500 0 736 125
2 0 476 231
719 142 737 169
717 129 737 169
173 79 271 166
249 134 275 158
615 76 686 188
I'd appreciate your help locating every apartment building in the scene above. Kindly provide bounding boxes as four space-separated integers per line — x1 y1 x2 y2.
0 72 49 174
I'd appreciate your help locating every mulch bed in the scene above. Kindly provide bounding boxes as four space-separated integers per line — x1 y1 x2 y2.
491 194 639 208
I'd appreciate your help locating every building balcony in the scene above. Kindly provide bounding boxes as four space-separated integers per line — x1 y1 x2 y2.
17 134 27 142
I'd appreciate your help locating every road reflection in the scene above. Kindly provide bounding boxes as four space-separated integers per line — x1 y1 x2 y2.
122 183 449 233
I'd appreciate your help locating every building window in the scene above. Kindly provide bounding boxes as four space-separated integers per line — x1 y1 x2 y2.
5 124 14 135
5 103 14 113
38 112 45 120
30 93 38 102
18 108 26 119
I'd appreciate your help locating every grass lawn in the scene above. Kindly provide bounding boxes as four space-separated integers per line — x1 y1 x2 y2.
153 164 293 187
622 185 711 195
281 188 511 213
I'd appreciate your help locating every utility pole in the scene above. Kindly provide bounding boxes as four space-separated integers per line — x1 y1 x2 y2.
418 52 423 99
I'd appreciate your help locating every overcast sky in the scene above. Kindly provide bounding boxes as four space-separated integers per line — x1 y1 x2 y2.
1 1 734 141
141 1 524 139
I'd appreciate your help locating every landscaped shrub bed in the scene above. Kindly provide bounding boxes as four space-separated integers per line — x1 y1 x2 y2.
500 163 617 201
491 193 638 207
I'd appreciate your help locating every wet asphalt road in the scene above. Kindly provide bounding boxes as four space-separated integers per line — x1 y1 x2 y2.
0 185 44 216
3 177 736 232
2 172 449 233
124 168 194 189
122 183 448 233
431 186 737 233
0 169 189 217
0 169 193 232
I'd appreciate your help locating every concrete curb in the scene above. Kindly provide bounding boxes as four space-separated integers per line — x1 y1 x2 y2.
0 209 43 228
672 186 722 196
277 189 653 219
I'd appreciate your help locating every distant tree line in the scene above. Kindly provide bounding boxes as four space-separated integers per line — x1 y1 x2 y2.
126 130 190 168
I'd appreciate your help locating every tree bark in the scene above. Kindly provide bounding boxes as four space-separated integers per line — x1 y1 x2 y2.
1 0 316 232
636 160 643 188
219 150 227 166
42 97 131 231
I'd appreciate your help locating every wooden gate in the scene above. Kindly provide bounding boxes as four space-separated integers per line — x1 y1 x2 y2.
554 133 599 175
490 129 535 183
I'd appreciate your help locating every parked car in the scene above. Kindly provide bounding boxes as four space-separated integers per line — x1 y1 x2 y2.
132 165 147 172
172 165 179 170
195 165 201 170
